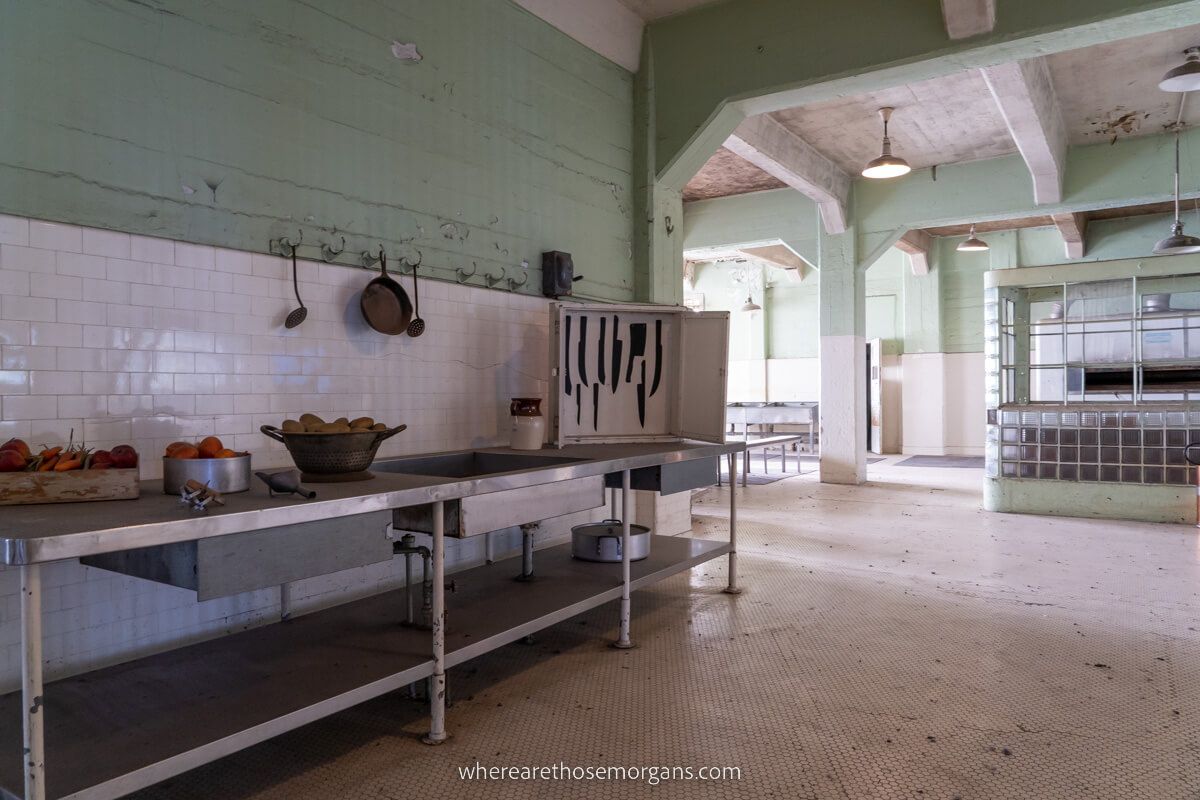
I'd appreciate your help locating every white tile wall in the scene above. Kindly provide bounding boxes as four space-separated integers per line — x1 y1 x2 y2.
0 213 599 691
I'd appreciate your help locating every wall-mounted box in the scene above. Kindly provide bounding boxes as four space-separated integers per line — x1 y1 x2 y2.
549 302 729 446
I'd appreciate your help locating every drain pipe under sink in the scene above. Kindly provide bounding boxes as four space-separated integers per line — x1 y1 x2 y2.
394 533 433 628
514 522 539 582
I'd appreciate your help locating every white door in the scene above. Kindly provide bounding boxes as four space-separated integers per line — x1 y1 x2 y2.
868 339 884 454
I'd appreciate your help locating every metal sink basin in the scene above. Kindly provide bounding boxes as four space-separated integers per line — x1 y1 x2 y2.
381 451 602 538
375 451 584 478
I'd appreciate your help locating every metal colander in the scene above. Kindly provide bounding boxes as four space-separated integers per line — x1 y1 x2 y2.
260 425 406 479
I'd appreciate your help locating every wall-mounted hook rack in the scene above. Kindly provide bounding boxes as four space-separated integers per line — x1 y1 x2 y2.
484 267 507 288
320 236 346 263
455 263 478 284
272 231 304 257
506 271 528 292
360 249 382 268
397 249 423 275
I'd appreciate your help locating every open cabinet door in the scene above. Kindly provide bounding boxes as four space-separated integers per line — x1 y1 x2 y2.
677 312 729 443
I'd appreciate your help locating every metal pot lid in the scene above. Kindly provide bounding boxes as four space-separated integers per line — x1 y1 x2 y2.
572 520 650 536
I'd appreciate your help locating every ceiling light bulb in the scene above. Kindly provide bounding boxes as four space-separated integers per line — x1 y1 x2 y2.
862 107 912 179
1160 47 1200 92
957 224 989 252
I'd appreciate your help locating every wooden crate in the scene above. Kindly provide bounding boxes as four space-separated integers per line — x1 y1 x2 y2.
0 469 140 506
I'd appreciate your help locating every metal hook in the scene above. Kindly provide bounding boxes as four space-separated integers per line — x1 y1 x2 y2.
455 263 478 284
484 266 507 288
274 230 303 257
361 248 382 268
321 236 346 263
506 271 529 291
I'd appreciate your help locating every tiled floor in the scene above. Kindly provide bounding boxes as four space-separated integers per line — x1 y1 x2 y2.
136 458 1200 799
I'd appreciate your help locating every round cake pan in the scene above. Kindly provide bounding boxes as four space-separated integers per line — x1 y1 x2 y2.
162 455 252 495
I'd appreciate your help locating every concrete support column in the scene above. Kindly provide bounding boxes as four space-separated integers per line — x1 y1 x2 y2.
818 225 868 484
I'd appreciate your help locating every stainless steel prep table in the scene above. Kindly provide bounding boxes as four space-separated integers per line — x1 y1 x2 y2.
0 441 743 800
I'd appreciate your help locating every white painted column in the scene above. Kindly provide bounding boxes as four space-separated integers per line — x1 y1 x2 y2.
818 224 868 484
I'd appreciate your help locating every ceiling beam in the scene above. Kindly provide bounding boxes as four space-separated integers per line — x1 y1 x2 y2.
894 230 933 275
1052 212 1087 259
724 115 851 234
940 0 995 39
980 58 1068 205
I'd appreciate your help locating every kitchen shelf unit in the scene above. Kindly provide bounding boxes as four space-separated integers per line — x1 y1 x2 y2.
0 536 729 800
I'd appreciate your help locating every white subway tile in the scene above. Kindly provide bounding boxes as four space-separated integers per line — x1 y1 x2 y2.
0 245 55 273
0 322 29 347
130 284 173 308
106 304 156 328
106 350 154 373
107 395 154 416
30 273 81 301
1 346 54 371
174 242 215 270
173 288 214 312
213 248 252 275
3 395 58 420
56 348 105 372
83 417 132 443
58 395 106 419
128 235 174 264
0 216 29 247
154 352 194 373
81 229 131 259
0 371 29 396
195 395 234 415
30 371 83 395
174 373 214 394
194 353 232 373
2 296 55 323
81 278 130 305
29 322 81 348
83 370 130 394
130 373 173 395
56 300 107 326
56 252 106 279
29 220 82 252
105 258 152 284
152 263 193 289
0 269 29 297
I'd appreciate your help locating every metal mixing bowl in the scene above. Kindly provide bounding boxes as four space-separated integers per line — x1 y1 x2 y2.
259 425 407 479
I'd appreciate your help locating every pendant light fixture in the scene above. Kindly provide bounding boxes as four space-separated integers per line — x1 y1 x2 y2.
862 107 911 179
956 224 990 252
1153 126 1200 254
741 294 761 312
1159 47 1200 92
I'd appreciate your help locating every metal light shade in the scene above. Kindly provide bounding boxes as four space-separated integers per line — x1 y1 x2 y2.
741 295 761 312
1160 47 1200 92
956 224 989 252
1154 221 1200 254
1153 127 1200 255
862 107 911 179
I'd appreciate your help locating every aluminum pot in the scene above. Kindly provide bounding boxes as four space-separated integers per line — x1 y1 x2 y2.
162 454 252 495
571 519 651 563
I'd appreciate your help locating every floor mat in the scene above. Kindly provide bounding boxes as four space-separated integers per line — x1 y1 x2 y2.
896 455 984 468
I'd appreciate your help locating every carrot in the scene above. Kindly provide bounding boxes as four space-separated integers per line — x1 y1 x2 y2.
53 458 82 471
38 456 59 472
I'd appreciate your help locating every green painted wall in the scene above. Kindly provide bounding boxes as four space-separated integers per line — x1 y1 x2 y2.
1 0 636 299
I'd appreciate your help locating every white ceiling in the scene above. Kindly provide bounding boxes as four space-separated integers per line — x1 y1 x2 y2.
687 22 1200 198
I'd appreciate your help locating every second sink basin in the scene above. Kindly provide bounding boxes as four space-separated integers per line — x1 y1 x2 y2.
375 450 584 478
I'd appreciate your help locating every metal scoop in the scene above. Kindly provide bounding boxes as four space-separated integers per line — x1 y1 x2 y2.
285 247 307 328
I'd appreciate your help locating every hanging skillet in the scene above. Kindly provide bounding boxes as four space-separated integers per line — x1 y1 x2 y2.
360 249 413 335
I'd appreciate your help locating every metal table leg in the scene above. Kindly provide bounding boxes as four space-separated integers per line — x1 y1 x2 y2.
723 475 740 595
22 564 44 800
423 501 448 744
781 445 787 473
742 449 748 488
613 470 634 649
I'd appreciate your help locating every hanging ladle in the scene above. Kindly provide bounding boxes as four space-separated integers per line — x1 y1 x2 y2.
285 245 307 328
406 256 426 337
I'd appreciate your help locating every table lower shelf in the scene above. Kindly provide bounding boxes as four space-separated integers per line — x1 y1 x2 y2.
0 535 729 800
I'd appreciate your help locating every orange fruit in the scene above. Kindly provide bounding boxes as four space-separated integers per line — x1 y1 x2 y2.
164 441 191 457
198 436 224 459
169 444 200 460
215 448 240 458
